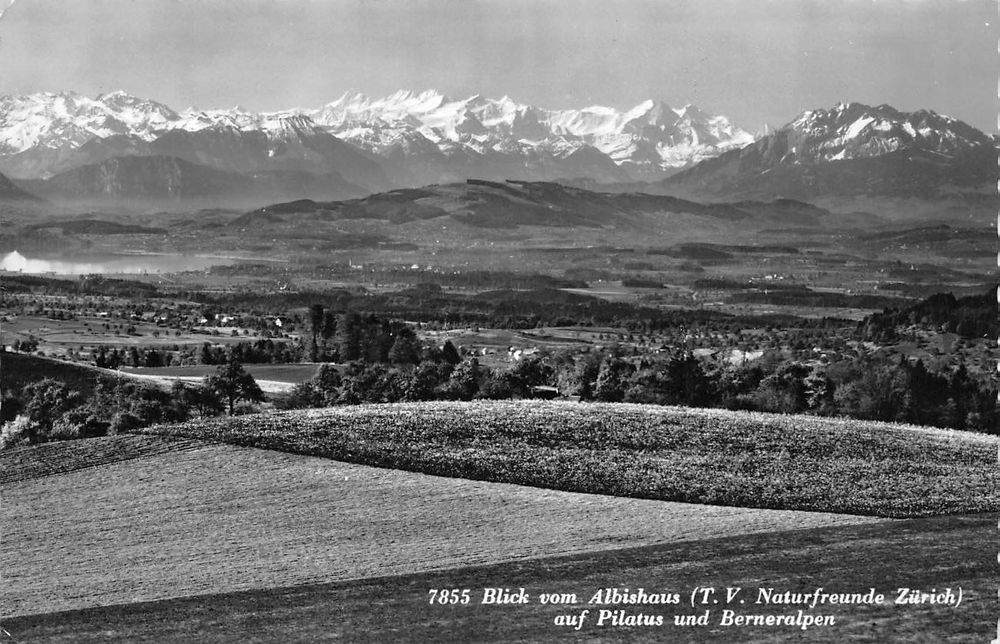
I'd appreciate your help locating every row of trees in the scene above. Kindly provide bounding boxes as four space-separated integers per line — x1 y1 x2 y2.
91 340 302 369
282 347 996 433
282 355 549 408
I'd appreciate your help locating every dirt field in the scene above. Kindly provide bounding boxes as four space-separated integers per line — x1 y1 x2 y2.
1 437 885 618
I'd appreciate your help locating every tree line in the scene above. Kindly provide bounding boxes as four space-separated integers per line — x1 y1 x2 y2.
1 357 264 448
281 344 996 434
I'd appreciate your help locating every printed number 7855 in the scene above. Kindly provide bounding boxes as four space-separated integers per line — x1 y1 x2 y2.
428 589 471 605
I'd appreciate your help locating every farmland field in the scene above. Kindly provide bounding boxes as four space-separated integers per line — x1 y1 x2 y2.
119 364 320 383
0 434 206 484
119 363 319 392
140 401 1000 517
1 436 882 617
5 514 989 643
3 402 995 642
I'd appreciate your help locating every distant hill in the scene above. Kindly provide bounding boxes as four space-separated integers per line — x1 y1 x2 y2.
20 155 367 208
25 219 167 235
242 179 837 231
0 171 40 201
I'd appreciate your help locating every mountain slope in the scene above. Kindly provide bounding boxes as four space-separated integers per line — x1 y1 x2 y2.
0 171 40 201
660 103 995 200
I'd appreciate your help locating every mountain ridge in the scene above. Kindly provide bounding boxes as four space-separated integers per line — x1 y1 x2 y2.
646 102 994 202
0 90 753 183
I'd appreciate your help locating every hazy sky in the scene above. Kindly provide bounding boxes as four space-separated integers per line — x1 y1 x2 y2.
0 0 994 132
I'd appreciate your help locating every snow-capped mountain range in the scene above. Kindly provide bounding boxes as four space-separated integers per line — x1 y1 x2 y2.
1 91 991 206
0 89 754 183
312 89 752 173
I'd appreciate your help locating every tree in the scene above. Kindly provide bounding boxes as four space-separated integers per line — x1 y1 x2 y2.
441 358 481 400
662 352 715 407
388 327 421 366
205 358 264 415
404 362 451 401
21 379 81 443
594 356 634 402
508 356 554 396
558 351 602 400
441 340 461 365
308 303 325 362
170 381 219 418
336 312 363 362
313 364 342 404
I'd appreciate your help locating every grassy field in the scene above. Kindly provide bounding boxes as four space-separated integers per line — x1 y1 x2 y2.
118 363 317 393
140 401 999 517
2 314 273 353
1 438 880 618
3 508 989 643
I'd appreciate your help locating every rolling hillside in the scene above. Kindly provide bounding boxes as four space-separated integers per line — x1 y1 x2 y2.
1 352 117 400
2 434 883 618
4 402 995 641
140 401 999 517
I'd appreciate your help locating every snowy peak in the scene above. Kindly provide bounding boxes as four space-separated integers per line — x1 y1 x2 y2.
308 91 753 177
96 91 178 121
783 102 990 163
0 90 182 154
662 101 993 201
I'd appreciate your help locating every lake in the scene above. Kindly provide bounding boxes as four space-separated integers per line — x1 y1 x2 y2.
0 250 239 275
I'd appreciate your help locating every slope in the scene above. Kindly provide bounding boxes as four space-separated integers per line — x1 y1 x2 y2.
141 400 999 517
0 171 40 201
2 433 883 618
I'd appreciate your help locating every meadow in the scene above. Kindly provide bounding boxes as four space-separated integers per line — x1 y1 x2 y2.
1 436 879 618
141 401 999 518
3 402 994 642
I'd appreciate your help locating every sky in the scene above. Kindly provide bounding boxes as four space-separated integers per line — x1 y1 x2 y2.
0 0 995 132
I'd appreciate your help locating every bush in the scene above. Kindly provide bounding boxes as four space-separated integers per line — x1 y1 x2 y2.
110 412 143 435
0 415 33 450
